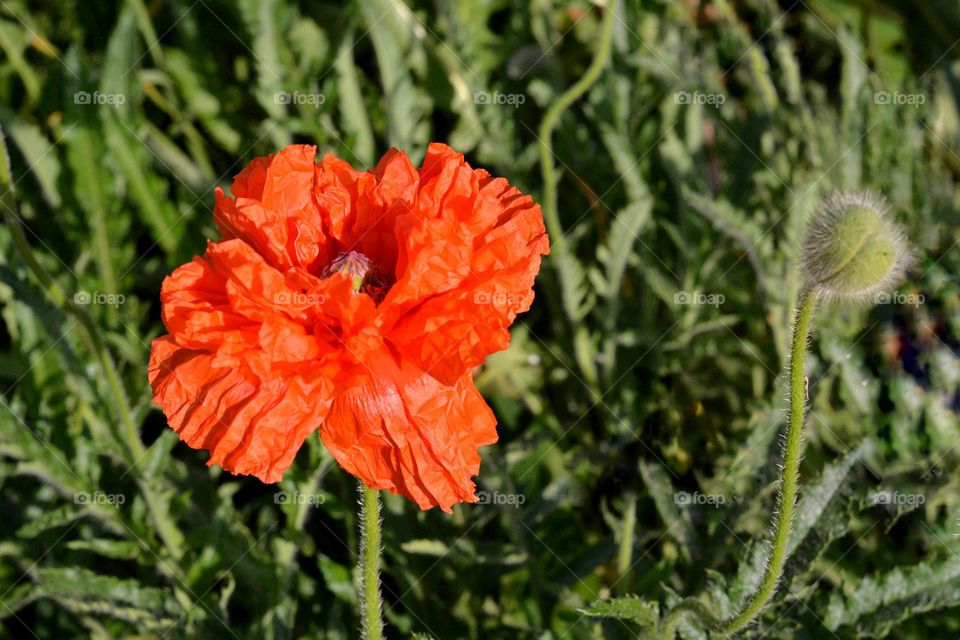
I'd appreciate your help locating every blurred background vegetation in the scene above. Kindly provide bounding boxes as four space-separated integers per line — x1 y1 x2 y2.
1 0 959 638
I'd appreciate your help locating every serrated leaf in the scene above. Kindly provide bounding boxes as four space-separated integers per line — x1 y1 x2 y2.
359 0 430 160
33 567 181 629
600 201 652 301
16 504 85 538
334 30 375 166
725 440 870 611
580 595 659 628
102 114 180 253
824 555 960 636
787 439 871 558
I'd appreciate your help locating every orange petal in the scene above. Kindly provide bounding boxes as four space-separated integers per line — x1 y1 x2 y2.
381 145 549 384
149 336 336 482
159 251 259 359
215 146 335 271
314 149 418 271
320 348 497 513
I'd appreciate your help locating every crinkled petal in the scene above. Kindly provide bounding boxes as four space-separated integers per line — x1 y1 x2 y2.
314 149 417 275
215 145 334 272
321 348 497 513
149 336 335 482
151 237 382 482
229 154 272 200
162 237 381 374
381 144 549 384
159 252 260 360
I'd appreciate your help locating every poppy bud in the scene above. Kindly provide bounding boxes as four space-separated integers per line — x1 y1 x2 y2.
800 191 912 301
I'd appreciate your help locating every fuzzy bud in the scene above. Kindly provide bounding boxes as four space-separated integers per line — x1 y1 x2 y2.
800 191 912 302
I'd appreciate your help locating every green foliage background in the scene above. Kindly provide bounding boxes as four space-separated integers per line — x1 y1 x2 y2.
1 0 959 638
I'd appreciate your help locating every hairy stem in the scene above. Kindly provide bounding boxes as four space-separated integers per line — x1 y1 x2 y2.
359 484 383 640
660 289 817 638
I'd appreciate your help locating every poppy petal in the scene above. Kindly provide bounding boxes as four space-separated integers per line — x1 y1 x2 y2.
320 348 497 513
149 336 335 482
382 144 549 384
215 145 335 272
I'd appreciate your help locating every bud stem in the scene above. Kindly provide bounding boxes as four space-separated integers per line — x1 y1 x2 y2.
660 289 817 637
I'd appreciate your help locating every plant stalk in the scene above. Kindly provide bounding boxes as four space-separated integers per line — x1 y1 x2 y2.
660 288 817 637
359 484 383 640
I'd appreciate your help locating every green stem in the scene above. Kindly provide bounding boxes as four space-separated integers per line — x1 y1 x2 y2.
660 289 817 638
616 491 637 593
538 0 617 318
359 484 383 640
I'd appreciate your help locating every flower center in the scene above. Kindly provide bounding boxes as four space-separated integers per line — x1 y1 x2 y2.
325 251 373 292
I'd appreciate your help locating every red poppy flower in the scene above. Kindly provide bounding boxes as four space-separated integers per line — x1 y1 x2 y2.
148 143 549 512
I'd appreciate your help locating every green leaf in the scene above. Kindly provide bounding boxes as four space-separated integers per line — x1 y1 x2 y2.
16 504 85 538
579 595 659 629
0 19 41 105
599 201 652 302
33 567 181 629
238 0 289 121
400 539 450 556
65 538 142 560
65 123 119 296
787 439 871 558
724 440 871 611
359 0 431 161
639 459 698 563
824 555 960 636
102 114 180 253
317 554 356 605
4 116 61 208
334 30 375 166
